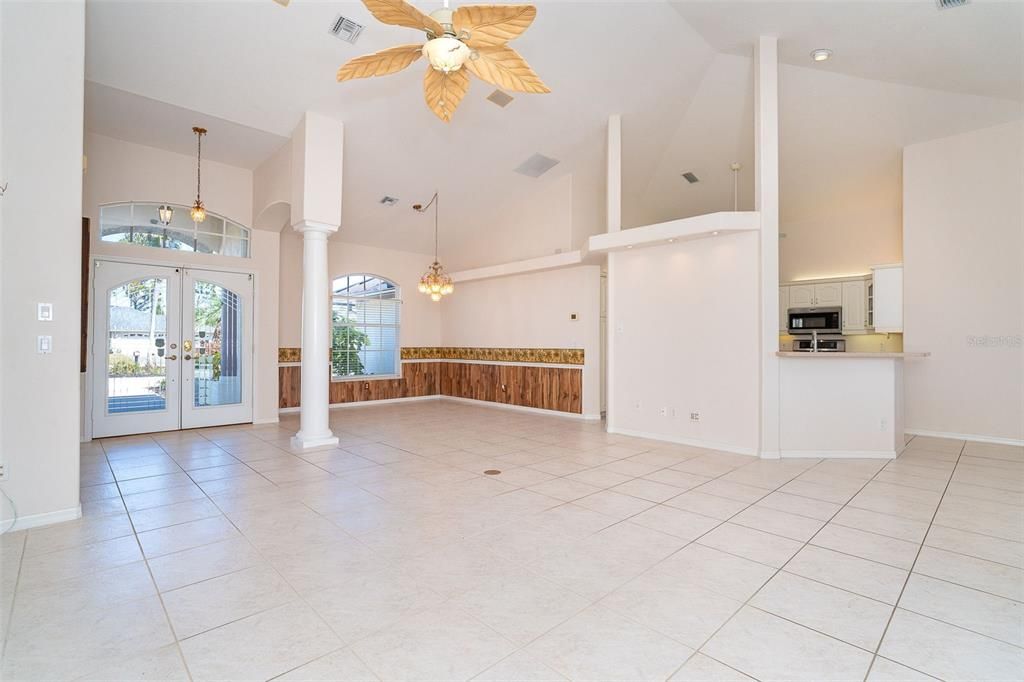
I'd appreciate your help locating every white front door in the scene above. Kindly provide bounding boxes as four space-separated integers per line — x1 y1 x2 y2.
92 260 253 438
180 268 253 429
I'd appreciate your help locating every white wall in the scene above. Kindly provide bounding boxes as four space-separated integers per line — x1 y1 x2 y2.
1 1 85 528
903 120 1024 443
278 231 442 349
82 134 280 427
607 232 761 454
441 266 603 417
630 56 1022 283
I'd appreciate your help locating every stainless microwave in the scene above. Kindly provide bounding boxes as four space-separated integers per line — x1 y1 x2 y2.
788 307 842 335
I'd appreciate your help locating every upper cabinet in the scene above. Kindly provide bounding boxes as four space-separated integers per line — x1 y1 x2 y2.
871 264 904 333
779 286 790 332
842 279 868 333
788 282 842 308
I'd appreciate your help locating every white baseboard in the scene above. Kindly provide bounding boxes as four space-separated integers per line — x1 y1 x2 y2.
440 396 599 421
780 449 897 460
605 426 758 457
906 429 1024 447
3 504 82 532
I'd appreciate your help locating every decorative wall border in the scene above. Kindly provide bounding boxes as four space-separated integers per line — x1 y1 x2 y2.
401 347 584 365
279 346 585 365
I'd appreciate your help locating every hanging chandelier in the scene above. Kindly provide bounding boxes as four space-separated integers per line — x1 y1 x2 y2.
190 126 207 223
414 192 454 301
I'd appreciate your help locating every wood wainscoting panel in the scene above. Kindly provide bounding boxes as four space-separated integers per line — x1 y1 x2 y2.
279 362 439 409
439 363 582 414
279 361 581 414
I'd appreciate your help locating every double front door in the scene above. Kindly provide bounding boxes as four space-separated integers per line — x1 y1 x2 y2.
92 260 253 438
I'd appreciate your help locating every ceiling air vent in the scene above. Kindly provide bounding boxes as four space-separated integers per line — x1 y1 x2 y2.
379 196 399 207
330 15 365 43
682 171 700 184
514 153 559 178
936 0 968 9
486 90 514 108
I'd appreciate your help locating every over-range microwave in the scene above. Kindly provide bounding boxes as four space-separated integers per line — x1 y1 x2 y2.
788 307 842 335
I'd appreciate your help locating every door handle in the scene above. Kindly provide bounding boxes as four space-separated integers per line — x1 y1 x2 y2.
167 354 178 361
184 354 192 361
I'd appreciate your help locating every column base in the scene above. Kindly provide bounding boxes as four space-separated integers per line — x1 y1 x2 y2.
290 433 339 452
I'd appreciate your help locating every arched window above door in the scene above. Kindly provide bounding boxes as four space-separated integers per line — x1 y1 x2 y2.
99 202 251 257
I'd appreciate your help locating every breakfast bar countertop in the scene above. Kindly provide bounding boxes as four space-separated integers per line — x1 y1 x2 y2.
776 352 931 358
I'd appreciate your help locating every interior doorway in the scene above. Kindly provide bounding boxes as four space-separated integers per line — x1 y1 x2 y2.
91 259 253 438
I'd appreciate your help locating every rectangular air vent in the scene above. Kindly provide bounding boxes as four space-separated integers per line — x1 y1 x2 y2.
486 90 514 108
330 15 365 43
682 171 700 184
514 153 559 178
936 0 968 8
379 196 399 207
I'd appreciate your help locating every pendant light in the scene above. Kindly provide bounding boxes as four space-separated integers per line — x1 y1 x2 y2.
190 126 207 223
414 192 454 301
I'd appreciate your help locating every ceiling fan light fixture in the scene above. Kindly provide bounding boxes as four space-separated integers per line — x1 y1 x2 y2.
423 36 471 73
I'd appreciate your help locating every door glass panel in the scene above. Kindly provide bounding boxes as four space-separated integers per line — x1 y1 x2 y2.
193 281 243 407
106 278 168 413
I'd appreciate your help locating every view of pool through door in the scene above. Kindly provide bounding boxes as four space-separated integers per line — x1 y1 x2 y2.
92 260 254 438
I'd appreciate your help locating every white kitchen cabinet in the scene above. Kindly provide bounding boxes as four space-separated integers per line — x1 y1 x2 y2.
814 282 843 307
841 279 868 333
788 284 815 308
788 282 841 308
779 286 790 332
872 264 903 332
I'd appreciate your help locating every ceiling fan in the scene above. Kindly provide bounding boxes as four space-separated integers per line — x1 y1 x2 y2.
330 0 549 121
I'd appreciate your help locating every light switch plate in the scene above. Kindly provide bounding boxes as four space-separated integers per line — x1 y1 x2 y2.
37 335 53 353
37 303 53 321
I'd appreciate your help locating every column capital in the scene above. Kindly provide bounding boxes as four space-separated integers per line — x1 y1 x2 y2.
292 219 339 236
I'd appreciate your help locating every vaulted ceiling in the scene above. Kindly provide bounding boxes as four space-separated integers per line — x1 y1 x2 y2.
84 0 1023 269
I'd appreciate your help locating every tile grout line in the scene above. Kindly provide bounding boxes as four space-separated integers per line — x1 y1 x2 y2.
862 439 968 681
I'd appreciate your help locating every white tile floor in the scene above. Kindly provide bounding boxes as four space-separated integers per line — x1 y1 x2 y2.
2 402 1022 681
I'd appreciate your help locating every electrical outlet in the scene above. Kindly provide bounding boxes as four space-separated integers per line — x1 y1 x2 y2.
659 407 668 417
880 418 888 432
689 412 701 422
500 384 507 392
633 400 642 410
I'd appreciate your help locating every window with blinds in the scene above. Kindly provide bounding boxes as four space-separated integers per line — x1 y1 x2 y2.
331 274 400 379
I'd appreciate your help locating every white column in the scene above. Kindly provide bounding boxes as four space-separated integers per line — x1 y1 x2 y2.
290 221 339 450
756 36 781 459
606 114 622 233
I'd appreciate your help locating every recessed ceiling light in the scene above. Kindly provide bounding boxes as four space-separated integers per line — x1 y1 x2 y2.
626 245 633 249
810 49 833 62
667 238 675 243
712 231 719 236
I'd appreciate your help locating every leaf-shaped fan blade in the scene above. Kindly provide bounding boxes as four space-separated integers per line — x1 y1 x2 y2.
423 66 470 122
337 44 424 82
453 4 537 48
272 0 290 7
362 0 444 36
465 45 549 94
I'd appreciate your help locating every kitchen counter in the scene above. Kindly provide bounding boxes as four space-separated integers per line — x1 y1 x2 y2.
777 352 928 458
777 352 930 358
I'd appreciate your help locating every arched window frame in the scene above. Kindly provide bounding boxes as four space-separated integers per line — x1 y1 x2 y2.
98 201 251 258
330 273 401 381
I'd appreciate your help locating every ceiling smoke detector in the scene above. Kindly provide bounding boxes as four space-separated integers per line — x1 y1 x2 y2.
379 196 399 207
681 171 700 184
936 0 969 8
486 90 514 108
329 15 365 44
514 153 560 178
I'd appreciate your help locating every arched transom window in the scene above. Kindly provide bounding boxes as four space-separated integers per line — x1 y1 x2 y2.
99 202 251 257
331 274 400 379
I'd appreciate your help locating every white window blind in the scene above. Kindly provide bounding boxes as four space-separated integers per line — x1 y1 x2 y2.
331 274 400 378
